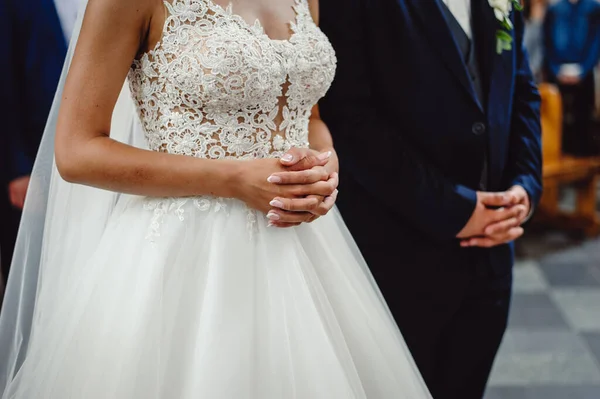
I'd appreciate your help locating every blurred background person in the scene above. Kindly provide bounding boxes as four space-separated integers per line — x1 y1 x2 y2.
524 0 548 82
544 0 600 156
0 0 72 285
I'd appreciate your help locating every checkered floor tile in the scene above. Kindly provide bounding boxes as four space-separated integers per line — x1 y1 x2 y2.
485 236 600 399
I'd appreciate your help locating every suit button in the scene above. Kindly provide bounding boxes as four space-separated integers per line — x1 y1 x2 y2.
472 122 486 135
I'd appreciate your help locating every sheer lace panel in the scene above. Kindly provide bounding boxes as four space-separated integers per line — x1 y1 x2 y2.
128 0 337 161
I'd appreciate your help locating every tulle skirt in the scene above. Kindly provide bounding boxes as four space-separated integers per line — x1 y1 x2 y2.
3 195 431 398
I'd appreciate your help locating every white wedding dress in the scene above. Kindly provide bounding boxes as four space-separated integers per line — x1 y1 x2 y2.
0 0 431 397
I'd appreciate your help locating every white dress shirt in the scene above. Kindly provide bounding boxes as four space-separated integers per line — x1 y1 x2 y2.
442 0 472 39
54 0 81 42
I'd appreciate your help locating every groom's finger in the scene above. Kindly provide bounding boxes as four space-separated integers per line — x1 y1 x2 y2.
479 192 512 207
485 204 528 234
507 186 526 202
486 204 526 225
461 227 524 248
485 217 520 236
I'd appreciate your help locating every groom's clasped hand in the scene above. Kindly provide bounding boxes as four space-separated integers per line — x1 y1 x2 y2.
458 186 531 248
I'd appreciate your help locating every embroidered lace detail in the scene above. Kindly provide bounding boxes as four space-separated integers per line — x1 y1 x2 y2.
144 197 260 241
128 0 336 160
143 197 229 241
127 0 336 237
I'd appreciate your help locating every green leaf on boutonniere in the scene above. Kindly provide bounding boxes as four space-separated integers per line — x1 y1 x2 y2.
500 18 513 31
490 0 523 54
512 0 523 12
496 30 513 54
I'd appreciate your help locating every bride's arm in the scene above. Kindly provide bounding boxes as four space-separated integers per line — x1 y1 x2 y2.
55 0 334 213
56 0 241 198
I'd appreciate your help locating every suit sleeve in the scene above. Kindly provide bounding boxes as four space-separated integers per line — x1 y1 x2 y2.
504 14 543 209
319 0 477 241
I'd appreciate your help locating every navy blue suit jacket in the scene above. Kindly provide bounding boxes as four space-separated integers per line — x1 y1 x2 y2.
319 0 542 275
1 0 67 184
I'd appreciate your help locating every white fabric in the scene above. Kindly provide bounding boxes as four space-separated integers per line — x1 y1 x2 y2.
0 0 147 394
443 0 472 38
53 0 79 41
127 0 337 238
0 0 432 397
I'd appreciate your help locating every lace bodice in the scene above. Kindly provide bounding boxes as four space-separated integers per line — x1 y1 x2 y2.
128 0 337 161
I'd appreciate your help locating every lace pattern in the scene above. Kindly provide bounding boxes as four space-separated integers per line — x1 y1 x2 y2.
127 0 337 237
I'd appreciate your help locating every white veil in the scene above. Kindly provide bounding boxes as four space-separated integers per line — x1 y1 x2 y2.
0 0 144 391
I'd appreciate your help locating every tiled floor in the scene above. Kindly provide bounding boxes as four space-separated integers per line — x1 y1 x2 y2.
485 237 600 399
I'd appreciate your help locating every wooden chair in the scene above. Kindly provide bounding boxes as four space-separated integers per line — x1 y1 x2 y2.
536 83 600 236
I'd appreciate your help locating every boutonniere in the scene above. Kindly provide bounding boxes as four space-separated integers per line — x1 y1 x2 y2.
489 0 523 54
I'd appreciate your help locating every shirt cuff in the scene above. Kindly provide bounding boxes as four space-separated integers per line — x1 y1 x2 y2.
523 203 535 224
519 186 535 224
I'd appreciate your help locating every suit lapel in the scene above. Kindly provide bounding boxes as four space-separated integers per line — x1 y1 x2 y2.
472 0 499 109
404 0 482 111
472 0 516 188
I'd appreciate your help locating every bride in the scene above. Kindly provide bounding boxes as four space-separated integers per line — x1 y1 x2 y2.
0 0 431 397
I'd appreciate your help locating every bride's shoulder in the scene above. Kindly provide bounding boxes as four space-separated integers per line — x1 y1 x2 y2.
307 0 319 24
84 0 159 26
82 0 163 48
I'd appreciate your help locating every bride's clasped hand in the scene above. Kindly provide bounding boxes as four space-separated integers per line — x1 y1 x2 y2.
232 147 339 227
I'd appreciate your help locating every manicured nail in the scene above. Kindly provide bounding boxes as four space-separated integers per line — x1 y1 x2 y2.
281 154 294 162
318 151 332 161
270 199 284 208
267 212 280 220
267 222 275 227
267 175 282 183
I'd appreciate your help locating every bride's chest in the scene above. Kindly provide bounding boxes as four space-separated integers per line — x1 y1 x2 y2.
131 0 336 111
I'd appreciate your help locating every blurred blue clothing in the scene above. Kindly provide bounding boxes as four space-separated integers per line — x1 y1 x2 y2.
524 19 544 80
544 0 600 80
1 0 67 182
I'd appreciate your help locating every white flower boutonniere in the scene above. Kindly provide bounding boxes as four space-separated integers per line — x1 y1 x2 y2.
489 0 523 54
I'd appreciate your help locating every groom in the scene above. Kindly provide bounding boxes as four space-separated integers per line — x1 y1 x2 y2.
319 0 542 398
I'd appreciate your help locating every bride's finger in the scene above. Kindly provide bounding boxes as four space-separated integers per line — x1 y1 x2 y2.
267 209 313 224
267 221 302 228
313 190 338 216
267 167 329 185
290 173 338 197
269 196 321 212
279 149 331 171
